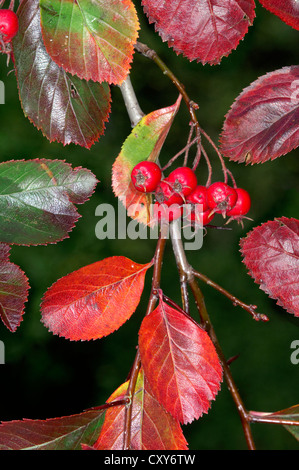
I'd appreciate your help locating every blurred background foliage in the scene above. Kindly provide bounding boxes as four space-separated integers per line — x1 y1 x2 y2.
0 1 298 450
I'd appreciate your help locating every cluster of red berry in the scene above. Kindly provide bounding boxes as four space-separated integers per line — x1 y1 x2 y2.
131 161 251 226
0 8 19 52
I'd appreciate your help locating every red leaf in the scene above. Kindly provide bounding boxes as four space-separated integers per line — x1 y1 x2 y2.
0 244 29 332
94 368 188 450
220 66 299 164
14 0 111 149
258 0 299 30
41 256 153 340
138 300 223 424
240 217 299 316
142 0 255 65
0 408 105 450
40 0 140 85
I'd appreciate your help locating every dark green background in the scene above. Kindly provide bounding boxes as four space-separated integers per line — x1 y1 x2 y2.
0 1 298 450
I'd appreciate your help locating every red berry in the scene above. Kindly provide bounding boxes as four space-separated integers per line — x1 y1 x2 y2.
186 185 209 212
226 188 251 217
0 10 19 43
153 202 183 223
206 182 238 216
155 180 184 207
131 161 162 193
186 206 214 226
167 167 197 197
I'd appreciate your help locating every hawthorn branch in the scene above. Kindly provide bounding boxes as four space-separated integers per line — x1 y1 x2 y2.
119 65 256 450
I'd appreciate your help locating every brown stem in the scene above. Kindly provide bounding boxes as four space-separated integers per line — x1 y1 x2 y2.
180 277 190 314
162 136 199 172
192 269 269 322
123 228 167 449
248 413 299 427
135 41 201 137
88 399 130 412
123 349 141 450
170 221 256 450
135 41 231 183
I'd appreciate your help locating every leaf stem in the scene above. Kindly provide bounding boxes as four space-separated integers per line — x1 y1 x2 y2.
248 412 299 427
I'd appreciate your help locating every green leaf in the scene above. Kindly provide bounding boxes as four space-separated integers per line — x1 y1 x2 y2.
0 243 29 332
0 159 98 245
40 0 139 85
13 0 111 148
112 95 182 226
0 408 106 450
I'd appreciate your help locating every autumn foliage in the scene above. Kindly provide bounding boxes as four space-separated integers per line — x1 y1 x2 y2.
0 0 298 451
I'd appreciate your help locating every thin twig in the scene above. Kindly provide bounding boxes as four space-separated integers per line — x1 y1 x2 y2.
192 269 269 322
135 41 232 183
162 136 199 172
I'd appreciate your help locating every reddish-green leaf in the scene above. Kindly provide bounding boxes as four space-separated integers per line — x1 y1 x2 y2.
0 244 29 332
142 0 255 65
258 0 299 30
0 159 97 246
13 0 111 148
138 300 223 424
240 217 299 317
0 408 105 450
41 256 153 341
40 0 139 85
220 66 299 164
250 405 299 441
112 96 182 226
94 368 188 450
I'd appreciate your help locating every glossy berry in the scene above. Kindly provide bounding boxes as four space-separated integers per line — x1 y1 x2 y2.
167 166 197 197
206 182 238 216
226 188 251 217
131 161 162 193
153 201 183 223
186 206 214 226
0 10 19 43
155 180 184 207
186 185 209 212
